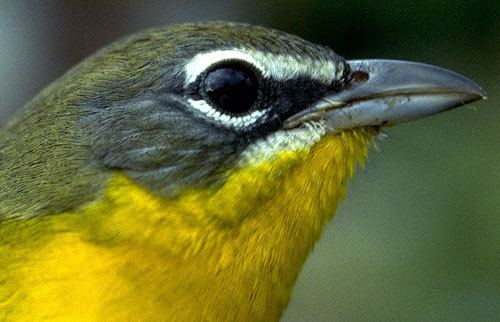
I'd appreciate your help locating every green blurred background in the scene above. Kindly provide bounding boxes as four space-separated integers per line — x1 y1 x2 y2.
1 1 498 320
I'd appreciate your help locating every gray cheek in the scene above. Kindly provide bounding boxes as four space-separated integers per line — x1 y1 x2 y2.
81 94 242 197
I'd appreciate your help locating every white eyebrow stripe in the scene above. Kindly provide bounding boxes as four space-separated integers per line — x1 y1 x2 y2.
184 48 340 86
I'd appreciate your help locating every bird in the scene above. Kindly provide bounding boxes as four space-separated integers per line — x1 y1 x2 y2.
0 22 485 321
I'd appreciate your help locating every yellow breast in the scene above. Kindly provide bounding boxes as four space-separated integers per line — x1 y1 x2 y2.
0 130 372 321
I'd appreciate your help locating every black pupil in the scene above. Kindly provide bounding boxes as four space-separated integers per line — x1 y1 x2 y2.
204 65 258 114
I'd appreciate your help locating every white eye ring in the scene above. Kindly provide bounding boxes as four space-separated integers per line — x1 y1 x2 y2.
187 98 268 128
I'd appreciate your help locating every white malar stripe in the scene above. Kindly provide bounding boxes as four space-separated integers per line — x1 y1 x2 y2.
184 48 341 86
187 98 268 128
239 120 326 166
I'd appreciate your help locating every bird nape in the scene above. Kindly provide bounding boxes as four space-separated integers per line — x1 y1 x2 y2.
0 22 485 321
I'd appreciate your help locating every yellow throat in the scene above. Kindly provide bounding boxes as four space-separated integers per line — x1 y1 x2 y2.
0 130 373 321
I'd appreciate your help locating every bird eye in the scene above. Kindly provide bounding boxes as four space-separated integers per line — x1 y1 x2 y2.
203 62 259 115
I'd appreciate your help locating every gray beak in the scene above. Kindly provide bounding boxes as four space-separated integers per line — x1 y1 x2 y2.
283 59 486 131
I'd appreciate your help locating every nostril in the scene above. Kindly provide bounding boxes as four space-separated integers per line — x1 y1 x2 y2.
351 71 369 84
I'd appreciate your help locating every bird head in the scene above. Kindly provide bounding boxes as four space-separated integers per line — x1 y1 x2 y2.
1 22 485 224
